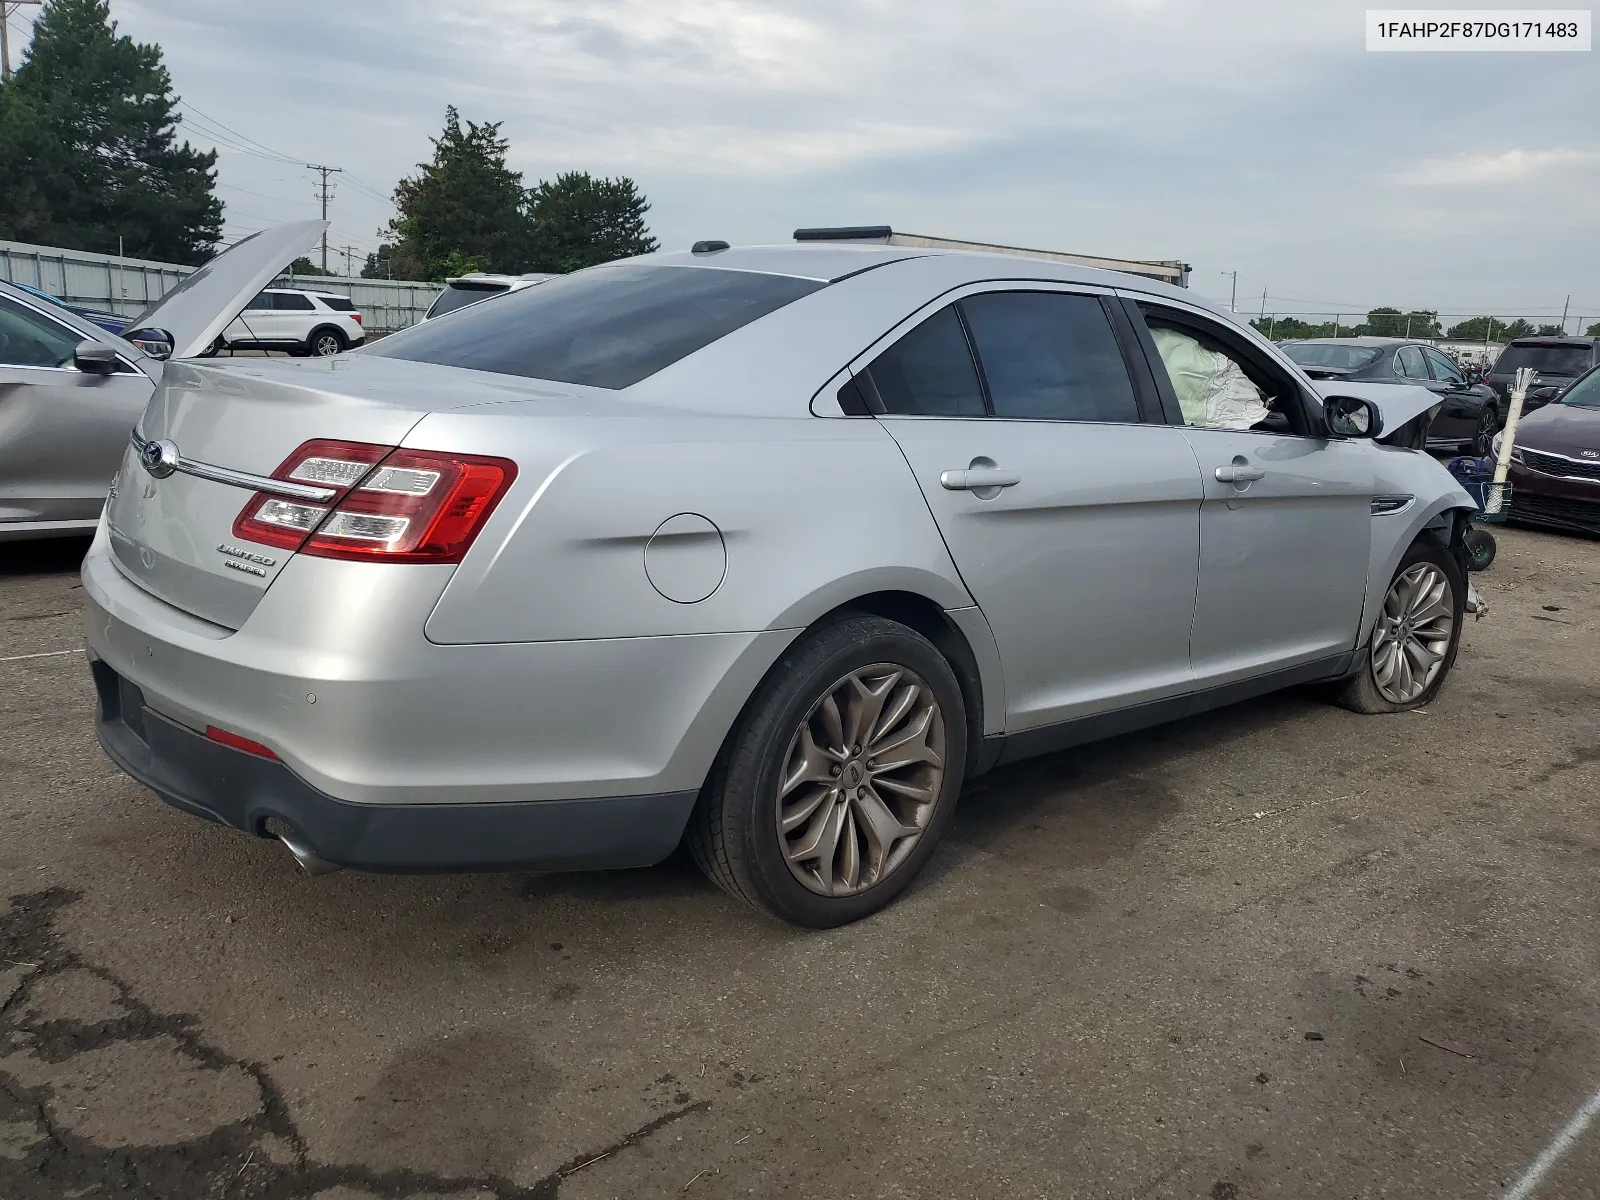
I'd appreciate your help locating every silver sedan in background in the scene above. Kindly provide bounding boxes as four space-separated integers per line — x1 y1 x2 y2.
0 222 327 540
83 242 1476 926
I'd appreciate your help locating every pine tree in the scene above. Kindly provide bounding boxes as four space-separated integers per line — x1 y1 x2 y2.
0 0 221 262
526 171 658 274
385 107 530 281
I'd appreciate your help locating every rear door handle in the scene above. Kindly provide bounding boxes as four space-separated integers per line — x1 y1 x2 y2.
1214 463 1265 484
940 467 1021 491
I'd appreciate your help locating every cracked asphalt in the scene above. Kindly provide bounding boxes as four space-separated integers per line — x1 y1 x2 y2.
1 527 1597 1199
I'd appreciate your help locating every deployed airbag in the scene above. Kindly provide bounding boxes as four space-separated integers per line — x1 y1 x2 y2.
1151 327 1269 429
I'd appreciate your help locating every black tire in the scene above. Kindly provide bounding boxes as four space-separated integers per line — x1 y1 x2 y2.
196 336 225 358
686 615 967 928
1463 406 1498 457
307 327 346 357
1336 538 1465 714
1464 528 1496 572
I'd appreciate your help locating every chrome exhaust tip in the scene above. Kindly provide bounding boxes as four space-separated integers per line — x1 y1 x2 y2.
275 828 341 877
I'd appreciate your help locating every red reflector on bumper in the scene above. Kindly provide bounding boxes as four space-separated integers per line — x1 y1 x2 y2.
205 725 279 760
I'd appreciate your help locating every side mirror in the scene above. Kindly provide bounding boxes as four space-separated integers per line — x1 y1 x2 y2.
125 327 175 361
73 340 119 374
1324 394 1384 439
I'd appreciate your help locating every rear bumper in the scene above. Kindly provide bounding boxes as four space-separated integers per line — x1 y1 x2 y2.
81 526 796 811
92 657 695 872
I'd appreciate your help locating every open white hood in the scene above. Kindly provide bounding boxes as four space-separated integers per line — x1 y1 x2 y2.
122 220 327 359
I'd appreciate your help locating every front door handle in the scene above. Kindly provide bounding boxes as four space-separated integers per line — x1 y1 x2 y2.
941 467 1021 491
1214 462 1265 484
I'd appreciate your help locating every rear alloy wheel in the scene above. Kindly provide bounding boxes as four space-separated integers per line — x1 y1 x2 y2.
687 615 966 927
1336 539 1464 714
309 328 345 357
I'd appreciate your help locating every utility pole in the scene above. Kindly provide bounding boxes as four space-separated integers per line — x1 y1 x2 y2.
1 1 43 82
1561 294 1570 333
338 245 357 277
306 163 342 273
1222 270 1238 312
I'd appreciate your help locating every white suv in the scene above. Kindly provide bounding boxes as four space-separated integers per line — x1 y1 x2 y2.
216 288 365 357
422 272 557 321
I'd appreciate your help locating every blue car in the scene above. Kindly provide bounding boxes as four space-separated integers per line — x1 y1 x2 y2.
8 281 127 335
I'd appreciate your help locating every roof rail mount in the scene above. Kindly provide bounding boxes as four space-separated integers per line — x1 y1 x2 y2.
691 240 730 254
793 226 893 242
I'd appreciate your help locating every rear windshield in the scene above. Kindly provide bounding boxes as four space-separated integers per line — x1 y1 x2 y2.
317 295 356 312
1494 344 1594 376
1282 343 1384 371
373 264 824 389
426 282 506 319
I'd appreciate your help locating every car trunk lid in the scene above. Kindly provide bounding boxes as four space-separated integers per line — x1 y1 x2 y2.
106 358 447 628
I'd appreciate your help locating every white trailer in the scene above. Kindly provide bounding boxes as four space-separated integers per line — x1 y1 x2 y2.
793 226 1191 288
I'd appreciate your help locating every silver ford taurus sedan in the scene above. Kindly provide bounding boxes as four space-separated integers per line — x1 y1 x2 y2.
83 242 1476 926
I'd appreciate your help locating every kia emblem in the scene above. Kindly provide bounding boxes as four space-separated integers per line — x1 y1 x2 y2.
1581 449 1599 460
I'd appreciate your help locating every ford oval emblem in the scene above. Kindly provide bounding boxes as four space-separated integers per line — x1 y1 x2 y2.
139 438 180 479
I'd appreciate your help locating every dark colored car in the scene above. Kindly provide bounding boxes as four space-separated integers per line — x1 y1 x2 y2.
1502 364 1600 535
1487 337 1600 412
1282 337 1499 454
8 281 127 336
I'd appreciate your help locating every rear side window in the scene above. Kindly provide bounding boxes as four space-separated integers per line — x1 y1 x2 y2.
866 306 986 417
317 295 356 312
961 291 1138 423
1495 344 1594 376
1396 346 1427 378
372 265 824 389
275 291 314 311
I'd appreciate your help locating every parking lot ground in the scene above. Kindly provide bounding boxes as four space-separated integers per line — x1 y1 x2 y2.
1 526 1597 1199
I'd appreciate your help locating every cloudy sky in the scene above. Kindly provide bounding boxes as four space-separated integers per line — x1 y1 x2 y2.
8 0 1597 324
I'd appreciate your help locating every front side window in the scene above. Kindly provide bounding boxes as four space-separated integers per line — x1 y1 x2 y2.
372 264 824 389
866 305 986 417
960 291 1138 423
244 291 275 311
0 294 85 368
1143 313 1287 432
1396 346 1428 378
1423 347 1464 385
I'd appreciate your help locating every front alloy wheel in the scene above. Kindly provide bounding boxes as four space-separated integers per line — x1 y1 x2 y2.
1370 561 1455 704
776 664 946 897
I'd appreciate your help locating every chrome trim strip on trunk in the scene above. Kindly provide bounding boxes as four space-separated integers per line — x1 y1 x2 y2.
129 431 338 502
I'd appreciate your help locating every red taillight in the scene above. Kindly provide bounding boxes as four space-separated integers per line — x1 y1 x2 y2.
206 725 279 760
351 313 362 325
232 439 517 564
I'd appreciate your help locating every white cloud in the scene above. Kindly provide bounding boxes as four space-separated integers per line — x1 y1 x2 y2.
1400 147 1600 187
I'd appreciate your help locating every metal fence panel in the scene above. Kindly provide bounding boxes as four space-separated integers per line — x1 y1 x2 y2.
0 239 444 334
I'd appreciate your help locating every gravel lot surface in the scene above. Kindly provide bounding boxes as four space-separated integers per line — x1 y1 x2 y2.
1 526 1596 1199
